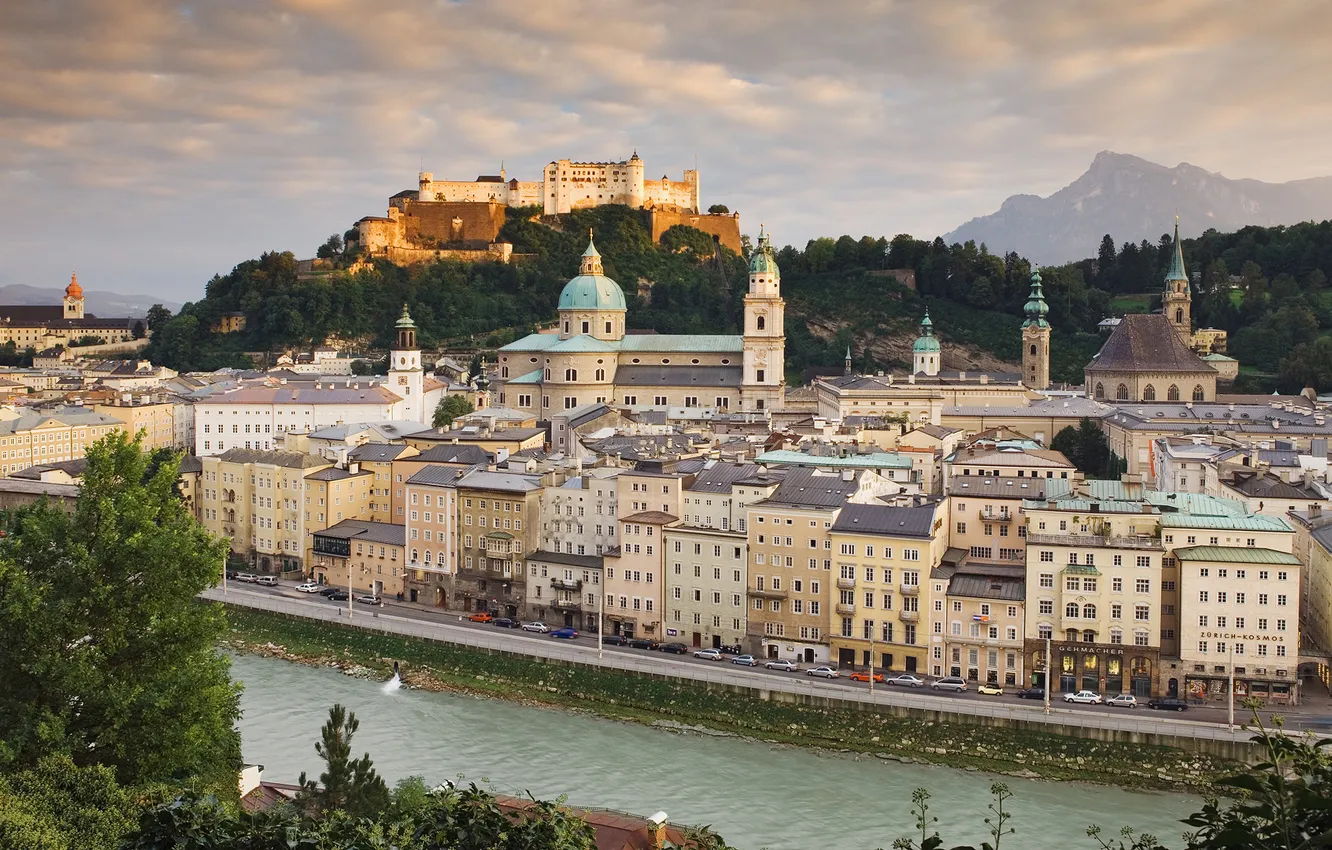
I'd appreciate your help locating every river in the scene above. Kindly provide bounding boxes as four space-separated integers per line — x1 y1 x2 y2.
233 653 1200 850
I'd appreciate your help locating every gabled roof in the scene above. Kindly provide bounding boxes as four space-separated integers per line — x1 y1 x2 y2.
406 465 473 487
349 443 415 462
620 510 679 524
765 467 864 508
1223 471 1322 501
831 502 938 537
1172 546 1301 565
211 448 329 469
687 461 762 494
1085 313 1213 374
415 444 493 464
313 518 405 547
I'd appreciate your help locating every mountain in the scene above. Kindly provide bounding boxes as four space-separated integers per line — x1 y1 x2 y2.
0 284 180 317
944 151 1332 264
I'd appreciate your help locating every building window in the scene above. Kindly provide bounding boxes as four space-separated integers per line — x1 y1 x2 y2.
1116 384 1128 400
1193 385 1205 401
1142 384 1155 401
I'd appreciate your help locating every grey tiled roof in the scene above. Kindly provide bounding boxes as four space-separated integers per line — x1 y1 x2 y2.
314 519 405 547
527 550 604 569
765 468 864 508
407 465 473 487
1085 313 1213 374
613 365 742 388
947 571 1026 602
416 444 493 464
213 448 328 468
830 503 938 538
349 443 414 462
687 461 761 494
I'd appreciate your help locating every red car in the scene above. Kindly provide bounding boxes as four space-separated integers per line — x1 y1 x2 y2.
848 671 885 683
468 612 493 623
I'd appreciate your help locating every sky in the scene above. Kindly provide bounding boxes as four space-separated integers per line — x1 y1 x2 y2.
3 0 1331 301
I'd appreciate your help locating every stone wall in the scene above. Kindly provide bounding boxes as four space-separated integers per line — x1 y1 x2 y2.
401 200 506 248
384 243 515 266
649 210 742 254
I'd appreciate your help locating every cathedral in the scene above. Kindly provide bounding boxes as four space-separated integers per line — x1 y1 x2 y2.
493 230 786 413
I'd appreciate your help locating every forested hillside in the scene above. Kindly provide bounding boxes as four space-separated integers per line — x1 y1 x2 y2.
142 209 1332 391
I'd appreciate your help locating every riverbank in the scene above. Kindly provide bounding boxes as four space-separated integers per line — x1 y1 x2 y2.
223 605 1245 792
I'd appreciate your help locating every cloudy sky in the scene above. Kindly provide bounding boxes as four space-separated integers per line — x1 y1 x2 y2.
3 0 1330 301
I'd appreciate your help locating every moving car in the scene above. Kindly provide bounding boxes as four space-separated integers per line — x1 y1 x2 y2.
1015 687 1047 700
601 634 631 646
1147 697 1190 712
885 674 925 688
236 573 258 583
318 587 341 597
660 642 689 654
521 622 550 633
468 612 494 623
550 627 578 639
255 575 278 587
693 648 723 660
628 638 660 650
355 594 382 605
764 659 800 672
848 671 885 683
492 618 520 628
1106 694 1138 709
806 666 840 679
1064 690 1103 704
731 654 759 667
977 683 1004 696
327 590 350 601
931 677 968 692
295 582 321 593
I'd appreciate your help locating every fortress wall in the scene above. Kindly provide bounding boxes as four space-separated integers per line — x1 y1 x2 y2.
650 210 743 254
402 201 506 248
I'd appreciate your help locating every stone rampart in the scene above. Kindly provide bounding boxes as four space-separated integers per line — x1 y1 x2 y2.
650 210 742 254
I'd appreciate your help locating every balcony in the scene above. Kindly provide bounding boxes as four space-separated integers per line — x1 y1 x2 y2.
900 583 920 596
1027 533 1162 551
981 507 1014 522
551 577 583 591
836 577 856 590
747 587 788 600
553 599 582 610
836 602 856 615
898 608 920 623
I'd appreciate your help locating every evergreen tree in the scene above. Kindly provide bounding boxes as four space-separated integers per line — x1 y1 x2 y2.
296 704 390 819
433 394 475 429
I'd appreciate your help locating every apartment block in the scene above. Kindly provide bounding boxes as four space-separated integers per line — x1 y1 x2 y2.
455 469 543 618
402 465 466 606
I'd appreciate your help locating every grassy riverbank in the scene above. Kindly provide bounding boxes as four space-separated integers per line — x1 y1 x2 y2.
223 605 1240 793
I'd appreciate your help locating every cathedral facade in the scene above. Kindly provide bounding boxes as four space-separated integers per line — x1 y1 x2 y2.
493 231 785 414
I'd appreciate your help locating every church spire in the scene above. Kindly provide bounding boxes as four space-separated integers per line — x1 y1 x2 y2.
1165 216 1187 283
580 230 604 276
1022 268 1049 328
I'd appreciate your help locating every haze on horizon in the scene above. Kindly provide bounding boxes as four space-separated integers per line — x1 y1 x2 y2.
2 0 1329 301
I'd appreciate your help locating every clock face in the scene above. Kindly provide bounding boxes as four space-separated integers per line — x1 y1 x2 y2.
398 376 409 385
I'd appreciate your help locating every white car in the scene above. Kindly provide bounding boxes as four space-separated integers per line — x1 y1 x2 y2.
885 674 926 688
1106 694 1139 708
693 648 723 660
1064 690 1104 704
355 594 383 606
521 622 550 633
295 582 321 593
806 665 840 679
764 659 800 672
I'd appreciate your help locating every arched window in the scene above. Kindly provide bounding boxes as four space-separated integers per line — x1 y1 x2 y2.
1116 384 1128 400
595 368 605 381
1065 629 1080 642
1193 385 1205 401
1094 382 1104 399
564 368 577 382
563 322 569 334
1082 603 1097 619
1065 602 1079 618
1082 629 1096 643
438 550 447 565
756 316 765 330
544 368 551 381
1174 308 1183 324
424 550 432 563
1029 344 1037 356
1167 385 1179 401
1142 385 1155 401
411 548 419 563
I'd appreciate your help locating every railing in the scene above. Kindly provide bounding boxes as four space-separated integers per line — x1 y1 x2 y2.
201 586 1288 745
746 587 788 600
835 602 855 615
981 508 1014 521
898 608 920 622
551 578 582 591
553 599 581 610
900 583 919 595
836 577 856 590
1027 533 1162 551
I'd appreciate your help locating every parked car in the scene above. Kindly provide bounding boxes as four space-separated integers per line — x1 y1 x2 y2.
731 654 759 667
521 622 550 633
805 666 840 679
236 573 258 583
295 582 321 593
628 637 660 650
693 648 723 660
601 634 631 646
492 617 519 628
225 570 239 580
550 627 578 639
1106 694 1138 708
885 674 926 688
977 683 1005 696
764 659 800 672
931 677 968 692
318 587 341 597
355 594 382 605
1147 697 1190 712
660 642 689 654
255 575 278 587
468 612 494 623
1015 687 1047 700
848 671 885 683
327 590 350 601
1064 690 1103 704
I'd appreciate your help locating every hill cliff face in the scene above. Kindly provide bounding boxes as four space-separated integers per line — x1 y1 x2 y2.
944 152 1332 264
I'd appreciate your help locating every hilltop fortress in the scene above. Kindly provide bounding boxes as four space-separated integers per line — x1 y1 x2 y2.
355 152 740 264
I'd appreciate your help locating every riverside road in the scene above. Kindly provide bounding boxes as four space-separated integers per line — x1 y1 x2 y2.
207 582 1330 738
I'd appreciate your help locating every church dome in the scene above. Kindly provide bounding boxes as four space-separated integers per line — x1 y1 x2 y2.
558 235 626 312
65 273 83 299
748 226 780 277
912 310 941 353
1022 270 1049 328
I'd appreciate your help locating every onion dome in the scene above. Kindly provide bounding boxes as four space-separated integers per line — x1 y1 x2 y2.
912 309 941 353
748 225 780 278
557 233 627 311
1022 270 1049 328
65 273 83 299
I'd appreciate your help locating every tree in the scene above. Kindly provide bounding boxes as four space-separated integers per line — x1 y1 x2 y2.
316 233 344 260
1051 417 1110 477
0 431 241 793
295 704 390 819
144 304 173 338
706 204 729 214
0 755 147 850
131 321 146 340
433 394 475 429
349 359 374 376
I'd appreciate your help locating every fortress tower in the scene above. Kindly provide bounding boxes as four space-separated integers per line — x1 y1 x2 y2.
1021 269 1051 390
741 227 786 410
1163 218 1191 342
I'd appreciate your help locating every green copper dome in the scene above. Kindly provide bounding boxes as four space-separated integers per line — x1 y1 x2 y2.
558 235 627 312
748 226 780 278
912 310 940 353
1022 270 1049 328
395 304 417 329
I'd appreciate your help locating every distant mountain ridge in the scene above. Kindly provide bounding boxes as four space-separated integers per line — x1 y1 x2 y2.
0 284 179 318
944 151 1332 264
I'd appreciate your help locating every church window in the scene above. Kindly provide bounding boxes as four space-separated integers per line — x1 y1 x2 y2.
1193 385 1205 402
1115 384 1128 401
1142 385 1155 401
1175 308 1183 324
1094 383 1104 399
756 369 766 383
501 366 508 378
563 322 569 334
565 368 578 382
581 321 590 334
544 369 551 381
1029 344 1037 356
756 316 765 330
605 321 612 334
1167 385 1179 401
595 369 605 381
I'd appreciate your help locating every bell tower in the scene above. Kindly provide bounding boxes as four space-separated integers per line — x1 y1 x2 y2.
63 273 85 320
741 226 786 411
1021 269 1051 390
389 304 425 422
1163 217 1191 343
